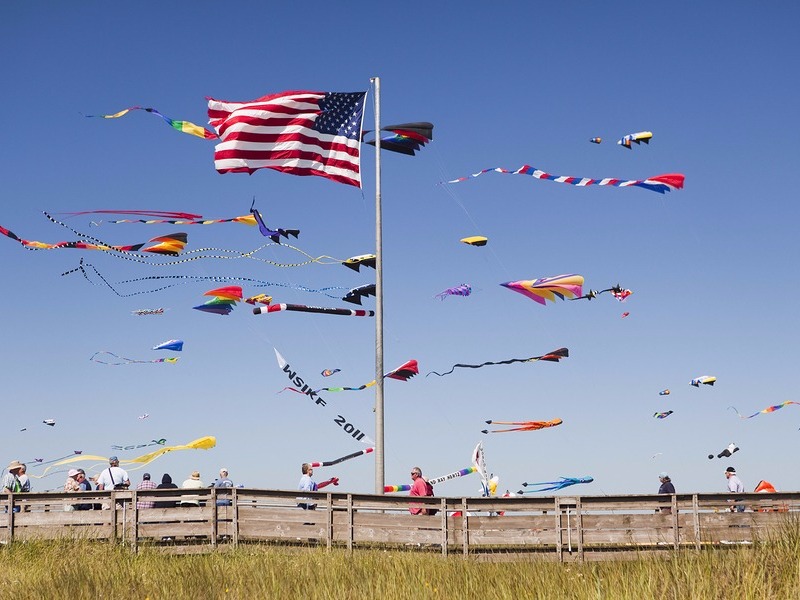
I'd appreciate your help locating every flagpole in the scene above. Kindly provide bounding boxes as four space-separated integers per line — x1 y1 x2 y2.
370 76 385 494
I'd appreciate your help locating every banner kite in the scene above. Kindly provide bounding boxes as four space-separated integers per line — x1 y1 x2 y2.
84 106 218 139
427 347 568 377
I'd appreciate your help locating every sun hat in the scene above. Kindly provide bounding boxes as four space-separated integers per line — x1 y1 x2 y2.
191 471 200 480
68 469 79 477
7 460 24 472
726 467 736 473
658 472 669 479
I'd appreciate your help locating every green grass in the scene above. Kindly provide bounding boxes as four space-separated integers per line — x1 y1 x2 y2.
1 536 799 600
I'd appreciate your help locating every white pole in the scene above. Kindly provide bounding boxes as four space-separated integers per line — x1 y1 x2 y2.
370 77 385 494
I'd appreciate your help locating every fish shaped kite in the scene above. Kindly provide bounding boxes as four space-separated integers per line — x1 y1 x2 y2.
654 411 674 419
308 447 374 468
435 284 472 300
362 122 433 156
518 476 594 494
254 303 374 317
342 284 376 305
446 166 684 194
691 376 717 387
460 236 488 247
618 131 653 149
729 401 800 419
84 106 218 139
481 418 562 434
501 275 584 305
342 254 376 272
90 352 179 366
250 201 300 243
321 369 341 377
314 360 418 393
427 347 568 377
708 443 739 460
152 339 184 352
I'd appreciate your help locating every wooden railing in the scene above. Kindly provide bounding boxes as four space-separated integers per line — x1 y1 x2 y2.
2 489 798 560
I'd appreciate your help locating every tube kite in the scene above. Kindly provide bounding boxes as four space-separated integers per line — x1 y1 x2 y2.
729 401 800 419
84 106 218 139
435 284 472 300
501 275 584 305
90 352 179 365
308 447 374 468
481 419 562 434
589 137 602 144
446 166 684 194
691 376 717 387
518 476 594 494
254 304 375 317
107 214 256 226
384 466 476 493
427 347 568 377
659 389 671 396
618 131 653 149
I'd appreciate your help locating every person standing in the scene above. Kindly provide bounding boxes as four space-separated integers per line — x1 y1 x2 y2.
136 473 157 509
17 464 30 493
95 456 130 491
2 461 25 494
408 466 434 515
725 467 745 512
297 463 318 510
657 472 675 514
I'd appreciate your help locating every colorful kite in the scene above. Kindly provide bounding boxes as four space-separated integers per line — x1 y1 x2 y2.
342 284 376 305
654 411 674 419
132 308 166 316
244 294 273 305
460 236 488 247
611 288 633 302
729 401 800 419
446 166 684 194
384 466 476 493
61 210 204 220
708 443 739 460
501 275 584 305
254 304 375 317
435 284 472 300
152 339 184 352
518 476 594 494
362 122 433 156
589 137 602 144
481 418 562 434
621 312 630 318
691 376 717 387
308 447 374 468
321 369 341 377
90 352 179 366
84 106 218 139
427 347 568 377
659 389 671 396
107 214 256 226
194 286 241 316
250 201 300 243
342 254 376 272
618 131 653 149
314 360 418 393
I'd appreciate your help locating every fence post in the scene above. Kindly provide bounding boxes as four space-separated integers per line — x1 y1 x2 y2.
672 495 679 549
461 497 469 557
132 493 139 554
555 497 563 562
211 488 218 549
575 497 584 562
693 494 701 550
346 494 354 552
232 488 239 548
440 498 447 556
326 492 333 550
7 494 15 544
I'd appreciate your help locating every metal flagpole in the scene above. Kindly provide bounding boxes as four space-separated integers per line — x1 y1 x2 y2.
370 76 385 494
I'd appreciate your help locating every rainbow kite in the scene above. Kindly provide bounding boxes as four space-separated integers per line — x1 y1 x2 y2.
84 106 218 139
501 275 584 305
729 401 800 419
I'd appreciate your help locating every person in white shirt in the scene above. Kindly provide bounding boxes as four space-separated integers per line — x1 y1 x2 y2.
725 466 745 512
95 456 130 490
180 471 205 507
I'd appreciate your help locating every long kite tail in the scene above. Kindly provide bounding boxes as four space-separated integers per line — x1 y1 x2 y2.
445 166 685 194
84 106 218 140
427 347 568 377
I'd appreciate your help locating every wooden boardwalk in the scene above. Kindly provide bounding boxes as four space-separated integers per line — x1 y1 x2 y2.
2 489 797 561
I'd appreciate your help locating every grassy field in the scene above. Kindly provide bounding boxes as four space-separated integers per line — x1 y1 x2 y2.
1 536 799 600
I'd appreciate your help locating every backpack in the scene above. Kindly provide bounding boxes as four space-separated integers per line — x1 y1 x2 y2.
424 481 437 516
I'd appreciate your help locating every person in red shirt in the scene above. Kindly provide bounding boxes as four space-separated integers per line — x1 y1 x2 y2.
409 467 433 515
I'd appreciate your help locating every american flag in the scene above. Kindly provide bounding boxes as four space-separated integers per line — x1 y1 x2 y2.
208 90 367 188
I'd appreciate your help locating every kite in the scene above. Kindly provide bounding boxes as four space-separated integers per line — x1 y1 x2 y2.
313 360 418 393
24 451 83 468
132 308 166 316
446 166 684 194
654 411 674 419
384 466 476 493
659 389 671 396
194 286 241 316
570 284 629 302
435 284 472 300
254 304 375 317
460 236 488 247
35 436 217 477
244 294 272 306
152 339 184 352
308 447 374 468
90 352 179 365
518 476 594 494
342 284 376 305
481 418 562 434
138 414 150 420
611 288 633 302
206 286 243 301
61 210 204 220
250 201 300 243
84 106 218 139
342 254 376 272
618 131 653 149
708 443 739 460
754 480 777 493
621 312 630 318
472 441 490 497
193 302 235 316
321 369 341 377
691 376 717 387
501 275 584 305
589 137 602 144
111 439 167 451
274 348 374 445
729 401 800 419
363 122 433 156
427 347 568 377
43 419 56 427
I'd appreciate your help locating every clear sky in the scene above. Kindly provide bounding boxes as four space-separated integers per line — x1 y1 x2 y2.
2 2 799 497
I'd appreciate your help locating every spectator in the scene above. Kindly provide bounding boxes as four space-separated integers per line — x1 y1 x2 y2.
725 467 745 512
155 473 179 509
18 463 30 493
63 469 81 511
657 472 675 514
297 463 318 510
180 471 204 507
136 473 157 509
409 466 435 515
2 460 25 494
95 456 130 491
75 469 93 511
213 468 234 506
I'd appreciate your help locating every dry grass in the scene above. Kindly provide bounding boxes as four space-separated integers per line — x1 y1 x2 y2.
1 531 799 600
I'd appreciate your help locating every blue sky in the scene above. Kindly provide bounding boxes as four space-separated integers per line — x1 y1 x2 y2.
2 2 798 497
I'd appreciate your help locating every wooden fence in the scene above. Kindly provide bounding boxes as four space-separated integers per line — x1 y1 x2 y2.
2 488 798 561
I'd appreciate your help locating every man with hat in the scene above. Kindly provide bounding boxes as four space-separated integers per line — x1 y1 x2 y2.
180 471 204 507
136 473 157 509
95 456 130 491
2 460 25 494
725 467 745 512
